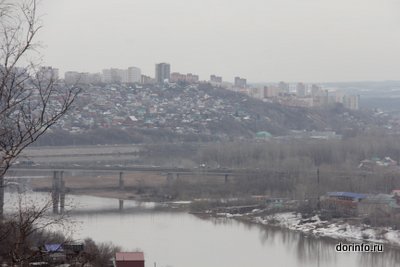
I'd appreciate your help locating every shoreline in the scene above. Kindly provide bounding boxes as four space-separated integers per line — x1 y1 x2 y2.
211 210 400 249
31 187 400 250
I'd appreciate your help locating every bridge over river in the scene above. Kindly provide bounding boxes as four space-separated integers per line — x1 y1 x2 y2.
3 165 251 215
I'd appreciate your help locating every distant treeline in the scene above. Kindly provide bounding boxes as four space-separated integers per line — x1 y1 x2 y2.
197 132 400 170
34 128 218 146
139 131 400 199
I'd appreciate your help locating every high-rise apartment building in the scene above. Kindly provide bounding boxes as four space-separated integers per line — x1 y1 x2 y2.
155 63 170 84
278 81 290 93
311 84 322 97
210 75 222 83
64 71 102 85
344 95 360 110
38 66 59 81
263 86 281 98
127 67 141 83
102 68 125 83
296 82 307 97
65 71 88 84
234 77 247 88
102 67 141 84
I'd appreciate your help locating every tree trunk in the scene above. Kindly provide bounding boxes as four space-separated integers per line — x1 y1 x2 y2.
0 174 4 219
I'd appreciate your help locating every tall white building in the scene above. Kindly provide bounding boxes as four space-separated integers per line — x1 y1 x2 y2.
102 67 141 83
102 68 125 83
127 67 141 83
64 71 102 84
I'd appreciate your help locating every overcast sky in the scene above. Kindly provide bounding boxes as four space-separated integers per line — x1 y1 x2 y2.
38 0 400 83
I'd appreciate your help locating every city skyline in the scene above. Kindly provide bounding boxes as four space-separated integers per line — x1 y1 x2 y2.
37 0 400 83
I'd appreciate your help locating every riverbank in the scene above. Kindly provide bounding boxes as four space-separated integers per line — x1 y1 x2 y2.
213 210 400 249
28 172 400 249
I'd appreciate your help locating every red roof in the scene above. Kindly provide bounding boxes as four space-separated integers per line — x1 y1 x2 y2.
116 252 144 262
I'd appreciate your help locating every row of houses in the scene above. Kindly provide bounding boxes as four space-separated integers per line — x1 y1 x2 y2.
9 242 145 267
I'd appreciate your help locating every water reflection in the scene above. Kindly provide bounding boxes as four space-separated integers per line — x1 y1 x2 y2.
194 215 400 267
357 247 400 267
4 192 400 267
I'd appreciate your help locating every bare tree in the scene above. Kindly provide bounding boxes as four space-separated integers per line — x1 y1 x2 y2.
0 193 73 265
0 0 80 216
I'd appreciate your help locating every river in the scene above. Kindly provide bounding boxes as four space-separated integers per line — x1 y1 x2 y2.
4 192 400 267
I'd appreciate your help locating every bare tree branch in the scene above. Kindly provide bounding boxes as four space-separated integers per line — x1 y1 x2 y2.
0 0 80 217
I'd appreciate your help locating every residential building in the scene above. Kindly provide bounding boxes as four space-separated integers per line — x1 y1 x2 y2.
234 76 247 88
89 73 103 84
127 67 141 83
186 73 199 83
65 72 102 85
311 84 322 97
170 72 186 83
169 72 199 83
358 194 400 215
344 95 360 110
278 81 290 93
313 89 329 107
210 75 222 83
65 71 82 84
249 87 262 98
102 68 126 83
115 252 144 267
321 192 367 216
263 86 281 98
140 74 155 84
296 82 307 97
155 63 170 84
38 66 59 80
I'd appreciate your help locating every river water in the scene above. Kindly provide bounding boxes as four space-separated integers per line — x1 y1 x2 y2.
4 192 400 267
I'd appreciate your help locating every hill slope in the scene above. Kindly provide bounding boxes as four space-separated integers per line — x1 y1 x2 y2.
36 83 384 145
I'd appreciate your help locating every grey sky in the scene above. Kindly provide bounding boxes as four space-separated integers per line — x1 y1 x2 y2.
38 0 400 83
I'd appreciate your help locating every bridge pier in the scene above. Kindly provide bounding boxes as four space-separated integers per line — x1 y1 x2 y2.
52 171 60 214
52 171 66 214
119 172 124 190
60 172 65 214
119 199 124 211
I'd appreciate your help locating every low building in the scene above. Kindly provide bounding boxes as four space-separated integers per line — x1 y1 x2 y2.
358 194 400 216
115 252 144 267
43 244 66 264
321 192 366 216
255 131 273 140
170 72 199 83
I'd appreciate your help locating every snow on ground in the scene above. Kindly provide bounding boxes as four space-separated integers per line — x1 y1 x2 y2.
252 212 400 247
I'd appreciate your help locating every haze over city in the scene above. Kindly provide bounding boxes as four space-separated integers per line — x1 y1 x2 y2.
3 0 400 266
38 0 400 83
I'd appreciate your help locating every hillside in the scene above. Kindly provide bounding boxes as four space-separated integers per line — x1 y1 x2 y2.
35 83 385 145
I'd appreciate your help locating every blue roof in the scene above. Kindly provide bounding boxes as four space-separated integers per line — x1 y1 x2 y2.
328 192 366 199
45 244 63 252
